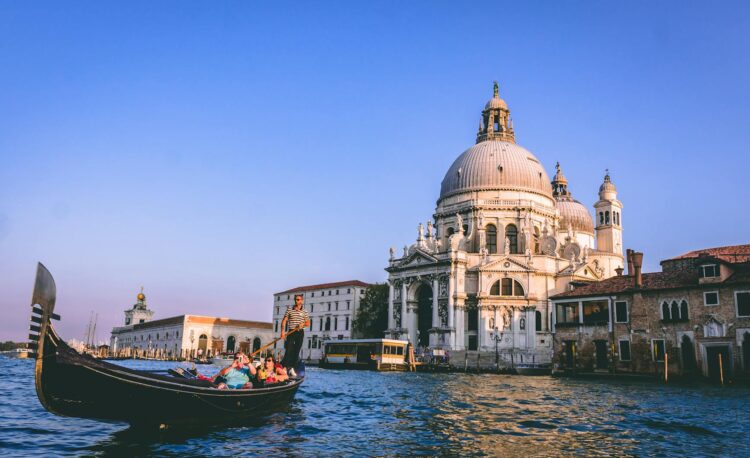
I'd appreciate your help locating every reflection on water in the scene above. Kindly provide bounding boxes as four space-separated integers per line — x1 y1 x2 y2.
1 357 748 456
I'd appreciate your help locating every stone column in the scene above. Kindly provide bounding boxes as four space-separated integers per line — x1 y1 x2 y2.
432 277 440 329
448 275 455 348
388 282 394 331
401 282 408 336
478 305 485 350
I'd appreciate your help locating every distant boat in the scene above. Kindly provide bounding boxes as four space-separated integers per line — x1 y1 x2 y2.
28 263 303 428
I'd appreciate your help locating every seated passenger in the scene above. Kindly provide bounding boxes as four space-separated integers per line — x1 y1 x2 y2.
215 352 256 389
257 355 288 384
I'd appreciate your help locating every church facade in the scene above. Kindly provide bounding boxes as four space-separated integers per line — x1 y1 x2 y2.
385 83 624 364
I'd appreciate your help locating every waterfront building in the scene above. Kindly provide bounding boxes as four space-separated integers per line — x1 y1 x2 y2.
272 280 372 360
550 244 750 380
385 82 624 365
109 290 273 359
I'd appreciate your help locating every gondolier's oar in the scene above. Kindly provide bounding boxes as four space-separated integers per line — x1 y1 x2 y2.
249 324 305 359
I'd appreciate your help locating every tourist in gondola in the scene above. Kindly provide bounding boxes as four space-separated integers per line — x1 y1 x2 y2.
279 294 311 377
215 352 256 389
257 355 289 384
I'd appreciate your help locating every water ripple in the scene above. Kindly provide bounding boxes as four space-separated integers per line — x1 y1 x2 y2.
1 357 750 456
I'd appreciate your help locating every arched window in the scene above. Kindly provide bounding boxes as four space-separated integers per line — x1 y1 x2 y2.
680 300 688 320
599 212 604 225
226 335 236 353
486 224 497 254
535 310 542 331
490 281 500 295
446 227 455 238
533 226 540 254
662 302 670 320
671 301 680 321
325 317 331 331
499 278 524 296
506 224 518 254
502 278 513 295
253 337 261 353
605 211 610 224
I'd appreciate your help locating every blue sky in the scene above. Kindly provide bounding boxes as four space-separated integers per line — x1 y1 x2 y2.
2 2 749 341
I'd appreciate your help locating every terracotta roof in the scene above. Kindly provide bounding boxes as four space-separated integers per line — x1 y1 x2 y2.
551 269 700 299
131 315 186 330
666 244 750 264
186 315 272 329
276 280 373 294
126 315 272 331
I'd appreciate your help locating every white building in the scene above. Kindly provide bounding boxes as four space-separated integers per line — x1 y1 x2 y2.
110 290 274 359
272 280 372 360
385 82 624 364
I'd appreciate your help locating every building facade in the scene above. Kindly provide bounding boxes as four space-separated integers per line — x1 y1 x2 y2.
272 280 372 360
110 290 273 359
385 82 624 364
551 245 750 381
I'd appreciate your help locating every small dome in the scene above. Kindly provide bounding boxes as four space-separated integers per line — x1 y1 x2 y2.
556 197 595 233
440 141 553 199
485 96 508 110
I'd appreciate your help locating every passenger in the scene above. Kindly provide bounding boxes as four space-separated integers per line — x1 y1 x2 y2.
257 355 288 384
215 352 256 389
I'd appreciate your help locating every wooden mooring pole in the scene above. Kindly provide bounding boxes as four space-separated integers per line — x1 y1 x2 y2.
719 353 724 386
664 353 668 383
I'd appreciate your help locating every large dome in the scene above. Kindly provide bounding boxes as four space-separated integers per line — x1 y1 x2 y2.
439 140 553 199
556 197 595 234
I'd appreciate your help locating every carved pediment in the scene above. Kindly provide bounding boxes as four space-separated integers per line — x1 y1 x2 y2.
471 256 534 273
558 261 604 280
397 249 439 268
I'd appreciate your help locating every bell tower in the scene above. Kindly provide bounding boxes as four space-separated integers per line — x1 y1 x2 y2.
594 171 623 255
476 81 515 144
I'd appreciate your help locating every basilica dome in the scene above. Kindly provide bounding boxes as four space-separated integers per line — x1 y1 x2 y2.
556 197 595 234
439 140 553 199
551 162 595 234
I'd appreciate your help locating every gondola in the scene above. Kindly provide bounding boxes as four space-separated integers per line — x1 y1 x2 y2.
28 263 304 428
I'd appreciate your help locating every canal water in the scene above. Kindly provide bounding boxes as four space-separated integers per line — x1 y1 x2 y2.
1 357 748 457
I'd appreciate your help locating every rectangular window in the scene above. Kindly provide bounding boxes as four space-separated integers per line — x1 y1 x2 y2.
336 301 339 310
736 291 750 317
345 317 349 330
704 291 719 306
328 291 332 296
614 301 628 323
311 292 315 297
555 302 579 325
274 321 278 332
347 288 351 293
652 339 665 362
347 301 351 310
701 264 719 278
618 340 631 361
336 289 339 295
582 300 609 325
334 317 338 330
328 302 331 311
319 318 323 331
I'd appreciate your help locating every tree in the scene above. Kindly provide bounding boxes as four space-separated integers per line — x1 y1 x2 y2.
352 283 389 338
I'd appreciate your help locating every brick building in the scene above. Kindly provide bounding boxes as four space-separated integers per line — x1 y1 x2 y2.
550 244 750 381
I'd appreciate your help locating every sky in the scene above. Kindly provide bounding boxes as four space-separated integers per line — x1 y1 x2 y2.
1 1 749 342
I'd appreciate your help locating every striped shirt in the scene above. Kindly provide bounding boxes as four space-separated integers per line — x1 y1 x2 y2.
284 307 309 330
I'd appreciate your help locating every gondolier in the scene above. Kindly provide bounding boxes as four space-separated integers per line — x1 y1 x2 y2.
280 294 310 377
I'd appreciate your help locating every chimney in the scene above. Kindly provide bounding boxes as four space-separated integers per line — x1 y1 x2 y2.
615 267 624 276
626 249 634 276
632 251 643 288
